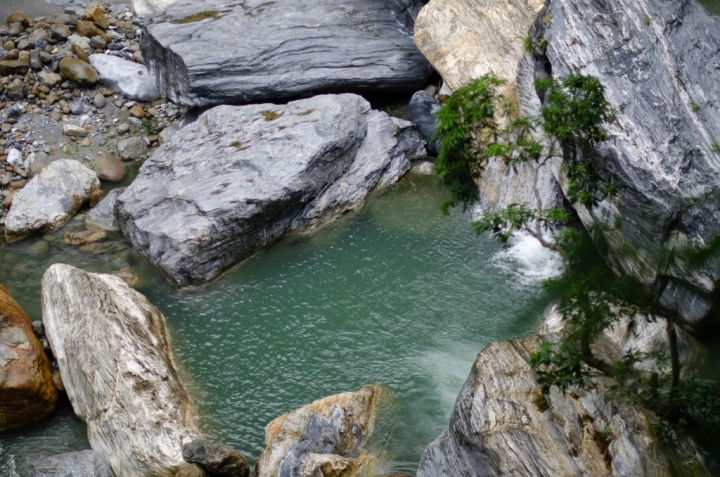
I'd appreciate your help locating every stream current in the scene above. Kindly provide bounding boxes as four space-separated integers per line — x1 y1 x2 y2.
0 173 560 476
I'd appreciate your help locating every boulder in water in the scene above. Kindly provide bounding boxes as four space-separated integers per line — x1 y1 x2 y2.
181 440 249 477
42 264 201 477
4 159 100 242
140 0 431 106
0 284 58 432
86 187 125 231
256 385 382 477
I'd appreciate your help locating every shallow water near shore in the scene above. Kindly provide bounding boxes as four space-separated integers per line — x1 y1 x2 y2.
0 174 555 476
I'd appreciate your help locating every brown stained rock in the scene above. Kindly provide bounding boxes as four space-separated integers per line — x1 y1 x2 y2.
89 188 105 207
75 20 104 40
7 13 31 28
59 57 99 86
0 60 30 76
64 229 107 245
129 104 146 118
95 153 126 182
0 284 58 431
114 267 145 289
176 464 209 477
71 43 90 63
82 3 110 30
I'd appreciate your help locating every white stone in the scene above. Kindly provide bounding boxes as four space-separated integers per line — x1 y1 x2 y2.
89 54 160 102
7 148 23 168
63 124 88 137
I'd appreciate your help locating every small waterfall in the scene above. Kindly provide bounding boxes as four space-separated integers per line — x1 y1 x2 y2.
491 230 565 286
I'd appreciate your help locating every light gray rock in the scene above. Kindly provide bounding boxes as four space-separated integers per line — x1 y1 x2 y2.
4 160 100 242
391 116 428 161
41 264 201 477
86 188 126 231
89 54 160 102
141 0 431 106
407 91 441 154
7 148 23 168
256 385 382 477
117 137 148 161
292 110 411 232
115 94 372 286
417 335 709 477
34 450 114 477
525 0 720 324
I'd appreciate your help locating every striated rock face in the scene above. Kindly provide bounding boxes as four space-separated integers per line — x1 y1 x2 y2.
86 188 125 231
116 94 410 287
417 336 708 477
4 159 100 242
41 264 200 477
141 0 431 107
257 385 382 477
134 0 178 16
525 0 720 324
33 450 114 477
291 110 411 232
0 284 57 432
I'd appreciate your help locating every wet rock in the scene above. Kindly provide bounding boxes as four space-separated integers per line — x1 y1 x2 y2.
182 440 249 477
116 94 376 286
117 136 148 161
33 450 114 477
407 91 441 154
256 385 381 477
292 110 411 232
141 0 431 106
59 57 99 86
89 54 160 102
411 161 434 176
525 0 720 325
42 264 201 477
64 229 107 245
95 153 126 182
0 284 58 432
89 188 105 207
28 239 50 256
4 160 100 242
114 266 145 289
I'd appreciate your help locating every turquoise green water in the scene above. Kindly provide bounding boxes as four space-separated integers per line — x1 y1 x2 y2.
0 174 554 476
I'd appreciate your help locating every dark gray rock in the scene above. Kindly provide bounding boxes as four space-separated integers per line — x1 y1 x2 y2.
391 116 428 161
525 0 720 325
115 94 370 286
33 451 114 477
182 440 249 477
86 188 125 231
407 90 441 154
141 0 432 107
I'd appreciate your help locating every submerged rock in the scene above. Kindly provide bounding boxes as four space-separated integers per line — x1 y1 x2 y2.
116 94 408 286
0 284 58 432
141 0 431 106
42 264 200 477
89 54 160 102
86 188 125 231
33 450 114 477
4 159 100 242
292 110 411 232
417 335 708 477
525 0 720 324
256 385 382 477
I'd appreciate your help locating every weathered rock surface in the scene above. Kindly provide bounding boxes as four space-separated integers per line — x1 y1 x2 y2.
256 385 382 477
135 0 178 15
117 137 149 161
407 90 441 154
292 110 411 232
525 0 720 324
59 57 99 86
86 187 125 231
33 450 114 477
116 94 408 286
42 264 200 477
182 440 249 477
89 54 160 102
391 117 428 161
5 159 100 242
0 284 58 432
417 335 708 477
141 0 432 106
414 0 544 100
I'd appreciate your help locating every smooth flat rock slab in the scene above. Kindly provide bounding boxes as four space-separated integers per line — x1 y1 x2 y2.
42 264 201 477
116 94 370 286
4 159 100 242
89 54 160 102
141 0 432 106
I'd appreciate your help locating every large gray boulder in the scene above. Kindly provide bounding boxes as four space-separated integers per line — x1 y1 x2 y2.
4 159 99 242
417 334 708 477
86 188 126 231
116 94 410 287
34 451 114 477
256 385 382 477
140 0 432 107
89 54 160 102
41 264 201 477
524 0 720 324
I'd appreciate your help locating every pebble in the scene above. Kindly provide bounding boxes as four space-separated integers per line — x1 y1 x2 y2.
69 100 83 115
93 92 106 108
63 124 88 137
117 123 130 134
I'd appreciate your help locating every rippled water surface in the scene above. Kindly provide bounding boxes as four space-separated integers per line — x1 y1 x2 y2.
0 174 554 476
